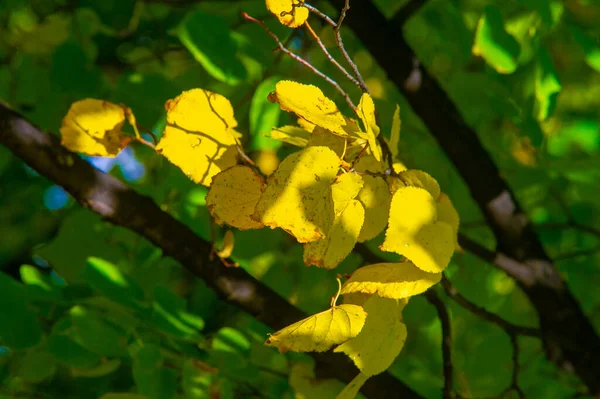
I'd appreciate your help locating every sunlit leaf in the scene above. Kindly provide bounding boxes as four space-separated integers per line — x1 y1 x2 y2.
271 81 349 136
265 304 367 352
253 146 340 243
335 295 407 376
60 99 132 157
206 165 265 230
156 89 240 186
380 186 454 273
266 0 309 28
340 262 441 298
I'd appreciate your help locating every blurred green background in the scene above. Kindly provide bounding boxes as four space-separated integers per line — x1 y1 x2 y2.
0 0 599 398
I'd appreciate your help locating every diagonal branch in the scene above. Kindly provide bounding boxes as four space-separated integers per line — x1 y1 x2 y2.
325 0 600 392
0 104 422 399
424 290 454 399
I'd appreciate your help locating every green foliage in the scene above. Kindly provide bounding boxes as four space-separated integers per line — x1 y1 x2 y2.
1 0 599 398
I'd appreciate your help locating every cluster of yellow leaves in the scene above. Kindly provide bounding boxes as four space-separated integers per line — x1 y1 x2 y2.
58 75 461 399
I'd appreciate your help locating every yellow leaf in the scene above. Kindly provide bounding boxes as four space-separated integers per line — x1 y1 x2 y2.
304 199 365 269
60 99 131 157
265 304 367 353
206 165 265 230
308 127 347 158
256 150 280 176
156 89 240 186
216 230 235 258
437 193 461 251
335 295 407 376
389 105 401 160
254 146 340 243
271 81 349 136
269 125 310 147
266 0 309 28
336 372 370 399
340 262 441 298
392 161 407 173
395 170 441 199
332 173 364 216
356 93 382 162
380 186 454 273
289 363 347 399
356 176 391 242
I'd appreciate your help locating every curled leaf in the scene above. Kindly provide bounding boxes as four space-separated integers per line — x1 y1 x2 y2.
356 93 382 162
216 230 235 259
266 0 309 28
340 262 441 299
206 165 265 230
60 99 132 157
265 304 367 353
269 125 311 147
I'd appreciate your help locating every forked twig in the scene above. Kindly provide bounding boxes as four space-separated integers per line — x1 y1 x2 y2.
304 0 370 93
243 12 356 110
304 21 360 88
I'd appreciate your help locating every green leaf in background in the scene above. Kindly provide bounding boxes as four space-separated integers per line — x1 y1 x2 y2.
14 349 57 383
20 264 61 299
570 25 600 73
84 257 145 309
250 76 282 150
131 343 178 399
535 48 561 121
473 5 521 74
209 327 253 374
151 285 204 339
178 9 247 85
0 273 42 349
69 306 129 357
47 317 102 369
71 358 122 378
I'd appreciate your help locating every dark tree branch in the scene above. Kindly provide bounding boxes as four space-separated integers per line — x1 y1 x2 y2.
424 290 454 399
0 104 422 399
441 275 541 338
325 0 600 392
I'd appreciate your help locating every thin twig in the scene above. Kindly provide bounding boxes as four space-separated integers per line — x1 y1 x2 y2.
304 1 369 93
242 12 356 110
554 246 600 261
304 21 360 87
501 333 525 398
441 275 541 338
425 290 454 399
